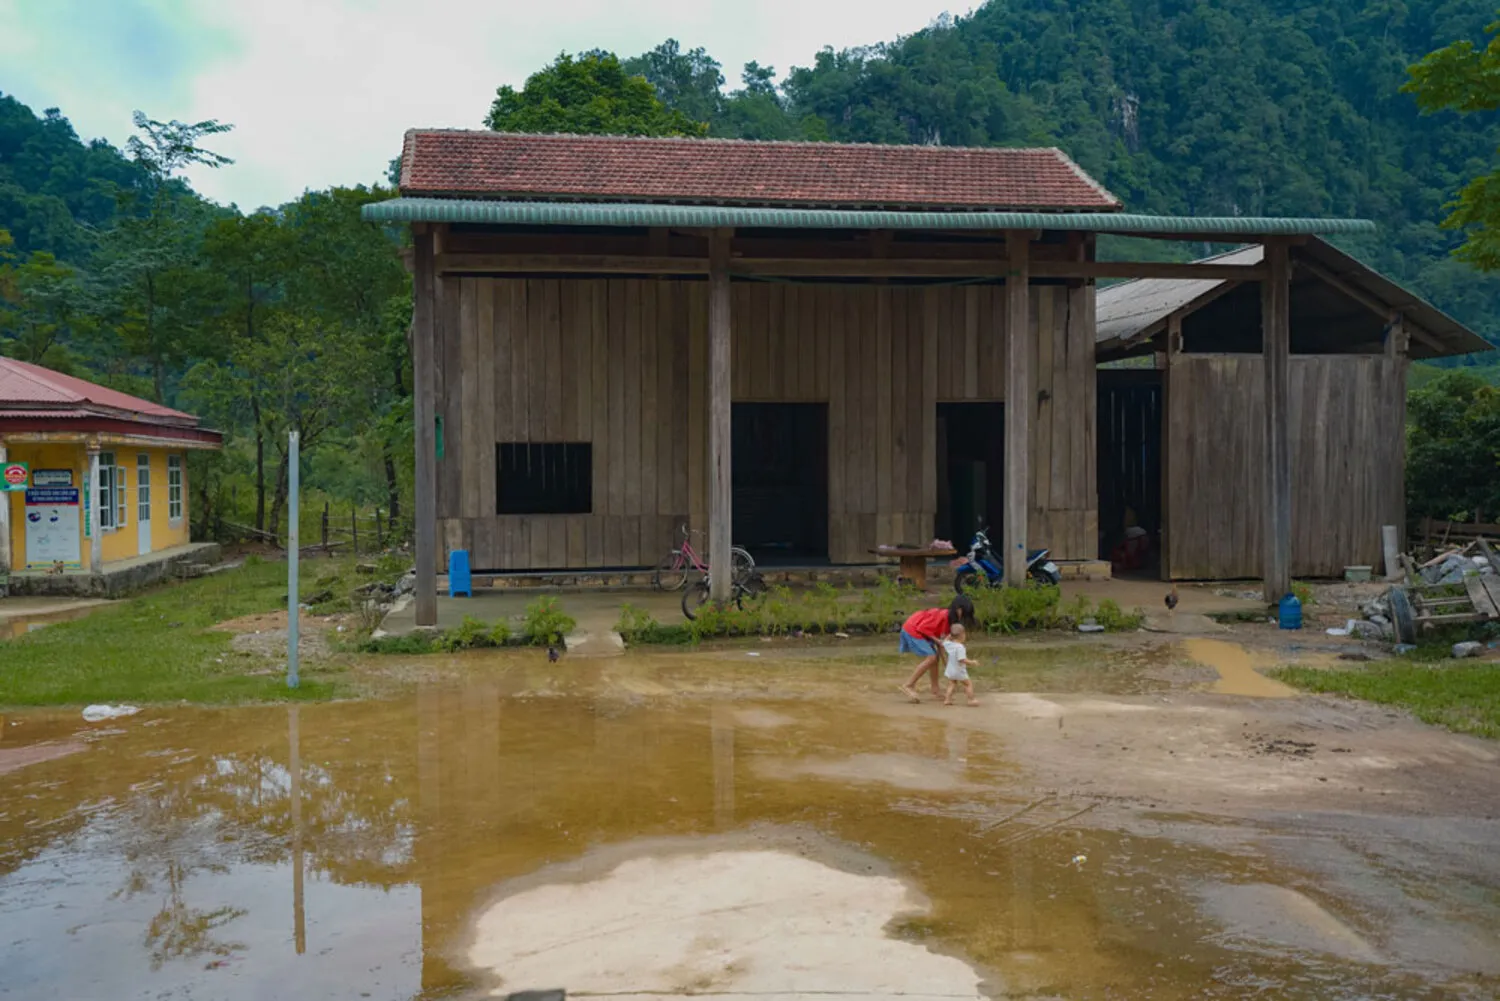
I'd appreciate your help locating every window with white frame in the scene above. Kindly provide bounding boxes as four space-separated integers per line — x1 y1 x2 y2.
137 453 151 523
115 456 127 528
168 455 183 521
97 452 115 529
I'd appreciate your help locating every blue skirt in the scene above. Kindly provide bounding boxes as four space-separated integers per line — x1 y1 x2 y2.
898 631 938 657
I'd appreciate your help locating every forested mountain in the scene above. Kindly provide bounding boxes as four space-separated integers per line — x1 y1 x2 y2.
1 0 1497 533
622 0 1500 353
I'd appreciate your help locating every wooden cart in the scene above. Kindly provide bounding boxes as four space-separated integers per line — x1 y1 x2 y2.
1389 538 1500 644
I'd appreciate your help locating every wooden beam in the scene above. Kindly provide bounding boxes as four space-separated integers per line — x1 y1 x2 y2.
1293 257 1390 320
412 231 439 626
436 252 1269 281
1003 231 1031 588
1262 238 1292 604
708 228 733 602
437 253 709 275
1032 260 1266 281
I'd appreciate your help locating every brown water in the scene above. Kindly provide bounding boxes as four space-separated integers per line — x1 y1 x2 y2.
1183 637 1299 698
0 657 1493 1000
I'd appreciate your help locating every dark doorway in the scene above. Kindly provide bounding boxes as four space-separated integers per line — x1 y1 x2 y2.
732 403 828 563
1096 370 1163 577
937 403 1005 550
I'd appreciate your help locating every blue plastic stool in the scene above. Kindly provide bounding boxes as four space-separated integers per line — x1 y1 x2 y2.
448 549 472 598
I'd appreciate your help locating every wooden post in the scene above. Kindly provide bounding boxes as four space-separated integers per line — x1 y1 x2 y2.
87 443 103 572
708 228 734 602
1003 231 1031 587
375 507 383 547
351 505 359 555
321 502 329 549
1262 238 1292 604
413 227 439 626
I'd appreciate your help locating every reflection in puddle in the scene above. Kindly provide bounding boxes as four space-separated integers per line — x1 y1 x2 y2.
0 604 102 639
0 685 1491 1000
1183 637 1298 698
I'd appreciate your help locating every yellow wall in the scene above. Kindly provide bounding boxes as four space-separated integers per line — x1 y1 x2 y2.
5 442 191 570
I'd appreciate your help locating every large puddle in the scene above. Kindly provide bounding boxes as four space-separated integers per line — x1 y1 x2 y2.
0 671 1494 1000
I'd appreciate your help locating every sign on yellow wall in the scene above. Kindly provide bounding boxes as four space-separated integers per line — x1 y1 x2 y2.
1 462 28 491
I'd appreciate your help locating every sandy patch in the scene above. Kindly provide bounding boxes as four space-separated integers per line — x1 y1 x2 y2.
0 740 86 774
467 836 984 1000
756 751 982 792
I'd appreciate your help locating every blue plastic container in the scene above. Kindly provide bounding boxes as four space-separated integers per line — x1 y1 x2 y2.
1278 592 1302 630
448 549 472 598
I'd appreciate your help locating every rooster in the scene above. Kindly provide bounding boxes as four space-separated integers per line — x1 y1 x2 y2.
1164 585 1179 612
547 644 560 663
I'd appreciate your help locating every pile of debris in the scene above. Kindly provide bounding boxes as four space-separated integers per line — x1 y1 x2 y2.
1339 537 1500 653
352 570 416 615
1414 541 1496 586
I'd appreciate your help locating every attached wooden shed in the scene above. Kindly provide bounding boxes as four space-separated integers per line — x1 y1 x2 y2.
365 130 1381 624
1096 238 1491 580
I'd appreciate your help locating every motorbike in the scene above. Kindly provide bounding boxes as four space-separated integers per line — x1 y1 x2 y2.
953 525 1061 593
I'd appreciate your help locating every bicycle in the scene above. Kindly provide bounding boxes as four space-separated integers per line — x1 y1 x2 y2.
681 568 767 621
653 524 754 591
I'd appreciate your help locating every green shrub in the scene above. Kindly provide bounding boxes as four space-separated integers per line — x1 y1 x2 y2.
616 604 693 645
971 584 1061 634
1094 598 1145 631
358 631 440 654
858 577 915 634
437 615 512 652
522 596 576 645
1291 580 1315 606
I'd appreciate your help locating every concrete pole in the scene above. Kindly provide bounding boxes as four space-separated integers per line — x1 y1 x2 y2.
0 442 10 580
87 444 102 573
288 430 300 689
1003 231 1032 587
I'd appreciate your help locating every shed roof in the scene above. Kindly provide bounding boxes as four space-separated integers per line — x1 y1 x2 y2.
1095 240 1493 360
398 130 1123 212
0 357 221 444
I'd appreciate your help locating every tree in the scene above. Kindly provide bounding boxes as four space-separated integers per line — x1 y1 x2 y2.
622 40 725 123
1405 19 1500 271
1406 372 1500 522
485 51 707 136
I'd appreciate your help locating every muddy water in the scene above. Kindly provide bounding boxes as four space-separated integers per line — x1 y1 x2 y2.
0 669 1491 1000
1184 637 1299 698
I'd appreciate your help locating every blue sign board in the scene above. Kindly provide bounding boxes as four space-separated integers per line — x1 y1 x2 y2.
25 488 80 505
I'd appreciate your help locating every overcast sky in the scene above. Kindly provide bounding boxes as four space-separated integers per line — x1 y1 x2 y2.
0 0 972 211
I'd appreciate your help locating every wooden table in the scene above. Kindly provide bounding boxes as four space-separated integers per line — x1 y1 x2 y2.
869 547 957 591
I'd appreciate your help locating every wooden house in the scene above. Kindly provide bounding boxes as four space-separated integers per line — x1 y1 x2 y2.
1096 240 1490 580
365 130 1387 625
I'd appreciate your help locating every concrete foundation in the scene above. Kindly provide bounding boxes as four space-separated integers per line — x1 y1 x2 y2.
7 542 223 598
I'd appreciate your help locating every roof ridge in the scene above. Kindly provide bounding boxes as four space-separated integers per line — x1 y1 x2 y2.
405 127 1086 159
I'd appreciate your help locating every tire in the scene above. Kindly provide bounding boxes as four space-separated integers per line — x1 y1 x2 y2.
1031 566 1062 586
683 578 746 621
954 566 983 595
1387 585 1417 646
730 547 755 580
654 551 689 591
682 579 710 620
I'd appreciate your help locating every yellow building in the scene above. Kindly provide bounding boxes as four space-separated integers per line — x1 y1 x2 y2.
0 358 222 592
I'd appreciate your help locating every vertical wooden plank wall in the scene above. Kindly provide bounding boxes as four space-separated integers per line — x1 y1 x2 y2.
1164 354 1404 579
436 277 1094 569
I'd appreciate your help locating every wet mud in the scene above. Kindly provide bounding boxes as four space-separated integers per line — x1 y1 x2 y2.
0 640 1497 1000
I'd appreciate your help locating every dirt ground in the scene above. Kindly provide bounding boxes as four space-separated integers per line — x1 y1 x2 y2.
2 584 1497 1000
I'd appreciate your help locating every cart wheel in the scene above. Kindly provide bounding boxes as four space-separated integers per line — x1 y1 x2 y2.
1387 585 1417 646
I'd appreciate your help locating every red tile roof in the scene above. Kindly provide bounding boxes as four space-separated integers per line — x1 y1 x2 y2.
399 131 1122 212
0 358 220 444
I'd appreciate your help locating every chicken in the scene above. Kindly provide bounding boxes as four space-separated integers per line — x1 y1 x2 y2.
547 645 560 663
1164 585 1179 612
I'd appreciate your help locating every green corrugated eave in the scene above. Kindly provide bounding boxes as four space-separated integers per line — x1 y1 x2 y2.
361 197 1377 236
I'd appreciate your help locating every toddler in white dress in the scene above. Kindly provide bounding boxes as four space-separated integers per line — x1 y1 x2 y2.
940 623 979 706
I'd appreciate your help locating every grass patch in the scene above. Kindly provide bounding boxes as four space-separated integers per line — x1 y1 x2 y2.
0 557 373 707
1274 661 1500 740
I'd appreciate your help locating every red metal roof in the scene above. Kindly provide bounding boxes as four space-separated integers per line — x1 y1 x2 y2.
0 358 221 445
0 357 196 423
399 131 1122 212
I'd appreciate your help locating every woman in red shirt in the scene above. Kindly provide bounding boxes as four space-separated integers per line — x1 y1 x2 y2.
898 595 975 702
